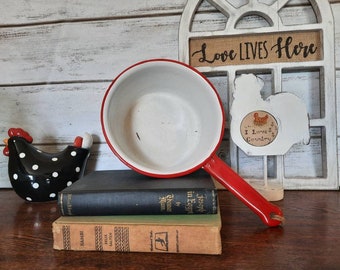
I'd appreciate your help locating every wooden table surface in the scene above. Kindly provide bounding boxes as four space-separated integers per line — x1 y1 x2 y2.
1 189 340 270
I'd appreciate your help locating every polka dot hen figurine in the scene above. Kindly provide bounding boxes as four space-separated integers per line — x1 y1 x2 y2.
3 128 93 202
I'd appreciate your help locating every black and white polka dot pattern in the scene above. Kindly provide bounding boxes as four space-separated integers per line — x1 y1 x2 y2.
8 137 90 202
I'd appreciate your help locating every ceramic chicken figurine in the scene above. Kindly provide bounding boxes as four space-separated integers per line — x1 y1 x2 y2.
3 128 93 202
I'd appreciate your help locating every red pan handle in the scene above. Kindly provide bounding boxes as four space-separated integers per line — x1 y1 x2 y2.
203 154 284 227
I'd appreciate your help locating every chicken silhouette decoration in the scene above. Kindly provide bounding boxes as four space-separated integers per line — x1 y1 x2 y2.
3 128 93 202
230 74 310 156
230 74 310 201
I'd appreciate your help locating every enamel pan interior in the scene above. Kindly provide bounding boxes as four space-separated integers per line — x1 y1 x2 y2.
101 59 224 178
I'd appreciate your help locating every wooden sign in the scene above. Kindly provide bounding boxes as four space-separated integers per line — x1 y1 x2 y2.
179 0 338 191
189 30 321 67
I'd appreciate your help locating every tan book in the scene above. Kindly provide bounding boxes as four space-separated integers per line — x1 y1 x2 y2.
52 211 222 255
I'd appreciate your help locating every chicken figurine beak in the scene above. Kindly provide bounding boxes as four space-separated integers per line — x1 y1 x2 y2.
3 128 93 202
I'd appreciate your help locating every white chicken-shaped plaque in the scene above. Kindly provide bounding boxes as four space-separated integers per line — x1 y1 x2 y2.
230 74 310 200
230 74 310 156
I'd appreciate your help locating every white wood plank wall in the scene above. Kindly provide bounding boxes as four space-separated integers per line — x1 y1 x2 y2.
0 0 339 188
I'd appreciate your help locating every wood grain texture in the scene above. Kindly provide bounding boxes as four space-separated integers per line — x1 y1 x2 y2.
0 1 339 187
1 189 340 269
3 0 334 26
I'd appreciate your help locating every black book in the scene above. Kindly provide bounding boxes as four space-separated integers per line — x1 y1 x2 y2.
58 170 218 216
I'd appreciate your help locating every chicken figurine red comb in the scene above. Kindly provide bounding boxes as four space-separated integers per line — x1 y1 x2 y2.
3 128 93 202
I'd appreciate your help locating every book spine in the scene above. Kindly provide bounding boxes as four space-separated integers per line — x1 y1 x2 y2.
58 189 217 216
52 221 222 255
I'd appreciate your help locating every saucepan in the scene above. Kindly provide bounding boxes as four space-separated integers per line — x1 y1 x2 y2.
101 59 284 227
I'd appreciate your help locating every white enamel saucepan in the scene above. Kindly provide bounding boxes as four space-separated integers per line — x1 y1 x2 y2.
101 59 284 227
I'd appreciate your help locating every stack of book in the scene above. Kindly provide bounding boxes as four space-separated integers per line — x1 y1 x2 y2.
52 169 222 255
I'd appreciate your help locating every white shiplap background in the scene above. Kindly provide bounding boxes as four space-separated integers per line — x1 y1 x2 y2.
0 0 339 189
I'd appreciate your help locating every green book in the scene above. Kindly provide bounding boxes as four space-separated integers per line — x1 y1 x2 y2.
58 170 218 216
